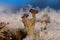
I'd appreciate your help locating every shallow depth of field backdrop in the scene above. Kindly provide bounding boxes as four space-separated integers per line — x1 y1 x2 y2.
0 0 60 40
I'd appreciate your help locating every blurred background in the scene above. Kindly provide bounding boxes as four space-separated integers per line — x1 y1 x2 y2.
0 0 60 13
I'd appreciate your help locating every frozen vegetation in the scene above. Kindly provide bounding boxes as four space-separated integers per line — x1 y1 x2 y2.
0 6 60 40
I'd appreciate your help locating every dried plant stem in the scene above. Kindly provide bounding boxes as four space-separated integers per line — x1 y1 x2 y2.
35 32 40 40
